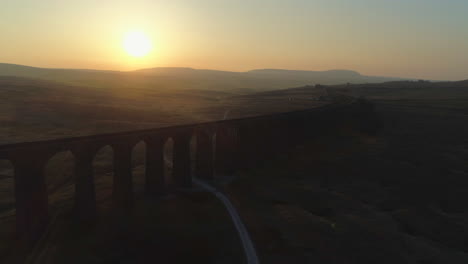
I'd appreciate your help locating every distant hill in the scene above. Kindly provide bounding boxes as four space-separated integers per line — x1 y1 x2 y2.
254 79 468 101
331 80 468 100
0 63 410 93
245 68 407 85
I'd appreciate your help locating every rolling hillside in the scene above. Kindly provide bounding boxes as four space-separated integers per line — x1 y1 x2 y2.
0 63 409 93
1 74 468 263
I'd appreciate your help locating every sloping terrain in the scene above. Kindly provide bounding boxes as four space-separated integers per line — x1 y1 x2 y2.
337 80 468 100
11 95 468 264
227 98 468 263
0 76 334 144
0 76 207 144
1 78 468 263
0 63 408 93
0 77 331 263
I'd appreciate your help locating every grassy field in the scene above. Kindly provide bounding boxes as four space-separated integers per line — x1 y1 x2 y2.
0 77 467 263
0 76 331 262
29 188 246 264
226 97 468 263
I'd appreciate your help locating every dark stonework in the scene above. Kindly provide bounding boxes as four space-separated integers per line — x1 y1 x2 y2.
73 148 97 223
12 153 50 249
216 125 241 174
145 137 165 194
112 142 134 211
195 131 214 182
173 132 192 188
215 127 229 174
237 121 258 168
0 100 378 250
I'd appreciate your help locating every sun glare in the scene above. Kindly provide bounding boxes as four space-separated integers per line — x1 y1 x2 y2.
123 31 152 57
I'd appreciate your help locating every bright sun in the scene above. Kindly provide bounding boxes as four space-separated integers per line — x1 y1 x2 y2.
123 31 152 57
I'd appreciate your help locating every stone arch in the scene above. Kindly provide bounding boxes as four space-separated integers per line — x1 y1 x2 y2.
212 132 218 176
0 159 15 247
194 130 214 181
189 134 197 179
44 151 76 212
0 159 15 214
144 136 165 195
163 137 174 187
131 140 146 194
172 132 193 187
215 126 238 175
92 145 114 211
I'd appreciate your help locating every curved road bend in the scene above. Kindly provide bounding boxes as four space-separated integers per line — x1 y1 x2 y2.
192 178 260 264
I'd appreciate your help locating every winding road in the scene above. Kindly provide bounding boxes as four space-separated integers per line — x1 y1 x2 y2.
193 178 260 264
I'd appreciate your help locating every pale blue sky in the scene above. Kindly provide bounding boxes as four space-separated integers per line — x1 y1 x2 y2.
1 0 467 80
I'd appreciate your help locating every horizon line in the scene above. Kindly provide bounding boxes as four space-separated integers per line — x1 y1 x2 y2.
0 62 421 80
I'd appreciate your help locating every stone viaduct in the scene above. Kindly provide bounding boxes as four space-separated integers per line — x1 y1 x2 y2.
0 99 377 250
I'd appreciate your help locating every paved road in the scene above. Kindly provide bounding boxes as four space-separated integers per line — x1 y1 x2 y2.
193 178 260 264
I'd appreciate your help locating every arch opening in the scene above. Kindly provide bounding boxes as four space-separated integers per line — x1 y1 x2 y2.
212 132 217 177
0 159 15 254
215 127 239 176
0 159 14 215
131 141 146 194
45 151 76 212
92 145 114 212
190 134 197 179
163 138 174 187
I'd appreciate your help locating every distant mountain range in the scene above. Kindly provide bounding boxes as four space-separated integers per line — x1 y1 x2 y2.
0 63 410 93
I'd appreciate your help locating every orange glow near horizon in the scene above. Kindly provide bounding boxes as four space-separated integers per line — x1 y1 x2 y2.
1 1 468 80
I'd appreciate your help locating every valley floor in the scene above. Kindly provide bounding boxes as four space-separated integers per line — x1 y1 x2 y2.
1 96 468 263
226 99 468 263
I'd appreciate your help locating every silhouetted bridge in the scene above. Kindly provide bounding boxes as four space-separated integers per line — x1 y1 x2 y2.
0 100 377 250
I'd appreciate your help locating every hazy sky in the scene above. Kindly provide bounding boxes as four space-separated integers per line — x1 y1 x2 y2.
1 0 468 80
